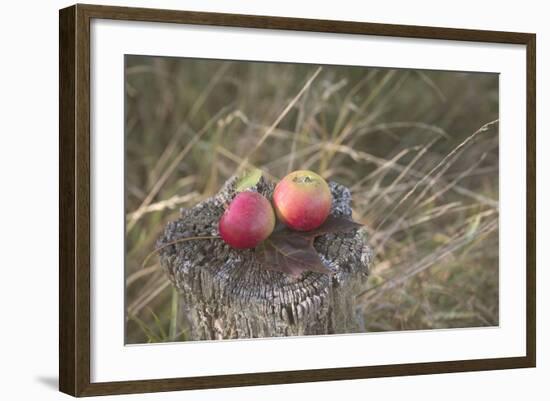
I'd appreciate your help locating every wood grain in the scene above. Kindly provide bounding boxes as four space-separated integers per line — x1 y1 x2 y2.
59 5 76 395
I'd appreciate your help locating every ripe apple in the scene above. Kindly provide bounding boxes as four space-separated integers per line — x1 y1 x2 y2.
273 170 332 231
219 191 275 249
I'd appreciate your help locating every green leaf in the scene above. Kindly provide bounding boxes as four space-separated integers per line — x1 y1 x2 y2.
235 168 263 192
257 215 362 277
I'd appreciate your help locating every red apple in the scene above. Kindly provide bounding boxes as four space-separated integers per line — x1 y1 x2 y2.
273 170 332 231
219 191 275 249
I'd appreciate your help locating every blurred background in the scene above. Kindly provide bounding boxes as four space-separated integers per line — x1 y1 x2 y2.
124 55 499 344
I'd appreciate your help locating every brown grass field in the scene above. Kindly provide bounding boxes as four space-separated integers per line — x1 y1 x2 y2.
124 55 499 344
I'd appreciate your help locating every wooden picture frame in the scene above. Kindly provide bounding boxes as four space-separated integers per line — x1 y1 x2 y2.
59 3 536 397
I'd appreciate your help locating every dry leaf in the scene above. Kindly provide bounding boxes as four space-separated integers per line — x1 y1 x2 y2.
257 215 361 277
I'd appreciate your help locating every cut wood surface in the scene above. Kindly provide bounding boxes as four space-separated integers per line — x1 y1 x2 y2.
158 176 372 340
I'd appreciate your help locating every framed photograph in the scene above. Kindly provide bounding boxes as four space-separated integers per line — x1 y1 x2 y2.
59 3 536 397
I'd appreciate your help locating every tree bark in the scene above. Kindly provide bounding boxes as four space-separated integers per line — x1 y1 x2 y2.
158 176 372 341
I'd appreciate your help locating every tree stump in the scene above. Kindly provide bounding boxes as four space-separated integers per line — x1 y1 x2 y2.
158 176 372 341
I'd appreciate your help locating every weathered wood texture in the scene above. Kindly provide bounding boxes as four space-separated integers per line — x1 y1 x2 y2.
158 176 372 340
